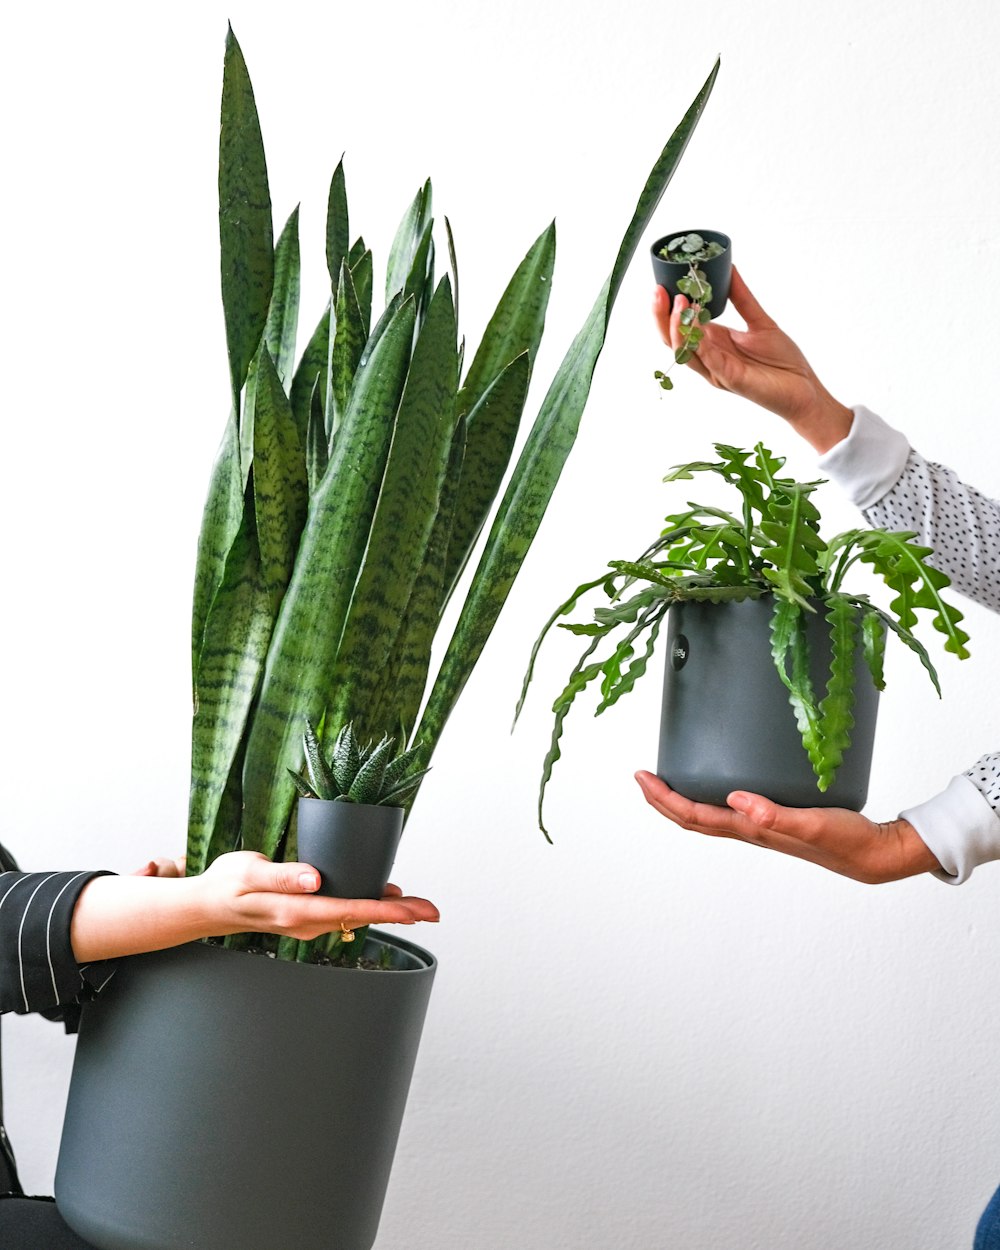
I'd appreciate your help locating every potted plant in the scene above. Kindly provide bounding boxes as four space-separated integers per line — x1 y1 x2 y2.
650 229 731 390
292 721 429 906
517 441 970 836
54 25 722 1250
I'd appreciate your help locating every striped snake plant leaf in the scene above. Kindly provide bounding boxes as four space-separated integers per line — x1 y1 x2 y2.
413 59 721 765
251 346 309 607
372 414 468 746
347 236 367 268
305 378 327 494
444 217 459 329
326 276 459 744
457 222 555 422
302 718 337 799
325 158 349 292
191 414 244 677
326 260 366 442
265 206 302 387
188 474 271 877
189 352 308 875
385 179 432 302
289 303 331 449
219 25 274 418
349 246 374 342
239 296 417 856
442 351 531 605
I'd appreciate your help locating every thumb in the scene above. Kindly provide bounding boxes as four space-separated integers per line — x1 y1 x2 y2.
242 855 321 895
728 790 799 832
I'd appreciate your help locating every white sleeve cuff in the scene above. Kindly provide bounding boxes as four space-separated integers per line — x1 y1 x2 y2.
899 774 1000 885
816 405 912 510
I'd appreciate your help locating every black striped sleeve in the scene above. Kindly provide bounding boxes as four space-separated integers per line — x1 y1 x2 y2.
0 871 117 1017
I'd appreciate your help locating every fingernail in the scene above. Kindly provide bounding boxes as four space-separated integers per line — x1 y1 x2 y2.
298 872 319 891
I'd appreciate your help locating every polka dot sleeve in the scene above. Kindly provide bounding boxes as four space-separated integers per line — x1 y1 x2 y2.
820 406 1000 863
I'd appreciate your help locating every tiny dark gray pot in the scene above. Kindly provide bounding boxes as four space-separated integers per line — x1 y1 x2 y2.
55 933 436 1250
657 598 879 809
296 797 405 898
650 229 732 318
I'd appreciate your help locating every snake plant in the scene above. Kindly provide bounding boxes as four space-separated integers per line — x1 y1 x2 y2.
186 26 719 957
518 442 971 835
289 722 429 807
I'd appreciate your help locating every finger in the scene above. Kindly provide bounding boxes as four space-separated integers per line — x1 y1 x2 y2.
669 292 690 354
726 791 824 844
132 860 158 877
382 883 403 898
652 284 672 344
727 267 776 331
634 771 749 837
249 858 322 895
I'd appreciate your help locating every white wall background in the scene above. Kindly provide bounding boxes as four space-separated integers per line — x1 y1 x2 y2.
1 2 999 1247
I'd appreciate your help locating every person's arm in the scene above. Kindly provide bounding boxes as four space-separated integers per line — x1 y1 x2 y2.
68 851 438 963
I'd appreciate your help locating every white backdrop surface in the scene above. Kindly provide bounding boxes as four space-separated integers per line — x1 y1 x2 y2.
1 2 999 1247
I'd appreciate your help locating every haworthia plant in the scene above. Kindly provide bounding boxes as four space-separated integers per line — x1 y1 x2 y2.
518 442 971 835
187 27 721 956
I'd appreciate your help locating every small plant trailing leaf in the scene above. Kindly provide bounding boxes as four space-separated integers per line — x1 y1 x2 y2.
516 441 971 833
289 720 431 807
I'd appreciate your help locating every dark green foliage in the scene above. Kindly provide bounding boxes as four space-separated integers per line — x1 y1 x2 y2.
518 442 971 832
188 30 721 956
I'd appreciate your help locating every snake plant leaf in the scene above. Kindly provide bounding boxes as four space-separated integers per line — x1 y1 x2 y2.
305 378 327 494
443 351 531 603
413 60 720 765
444 216 459 329
252 346 308 604
347 236 367 268
188 475 273 877
326 158 349 292
458 222 555 421
327 261 366 441
191 415 244 676
814 593 858 790
376 415 468 746
349 246 373 341
289 303 331 447
265 206 302 387
386 179 432 302
239 296 417 856
326 277 459 744
219 25 274 416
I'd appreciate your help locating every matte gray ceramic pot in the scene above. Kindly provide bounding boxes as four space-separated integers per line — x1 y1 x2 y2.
55 933 436 1250
650 229 732 319
297 798 405 898
658 598 879 809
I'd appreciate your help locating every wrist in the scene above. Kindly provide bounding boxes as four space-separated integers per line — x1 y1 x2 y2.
790 393 853 455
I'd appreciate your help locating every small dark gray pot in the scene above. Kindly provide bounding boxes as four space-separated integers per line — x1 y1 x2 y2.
657 598 879 809
650 229 732 319
296 797 404 898
55 933 436 1250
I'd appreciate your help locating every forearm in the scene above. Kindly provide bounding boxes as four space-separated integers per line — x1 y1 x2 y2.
70 875 214 963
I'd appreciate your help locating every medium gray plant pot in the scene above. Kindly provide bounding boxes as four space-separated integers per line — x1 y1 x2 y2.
296 797 405 898
55 933 436 1250
657 598 879 809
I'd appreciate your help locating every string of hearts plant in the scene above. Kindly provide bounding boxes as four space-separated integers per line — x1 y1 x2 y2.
516 442 971 836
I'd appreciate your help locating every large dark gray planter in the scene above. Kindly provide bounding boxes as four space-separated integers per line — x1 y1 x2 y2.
650 229 732 318
55 933 436 1250
658 598 879 809
297 797 404 898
